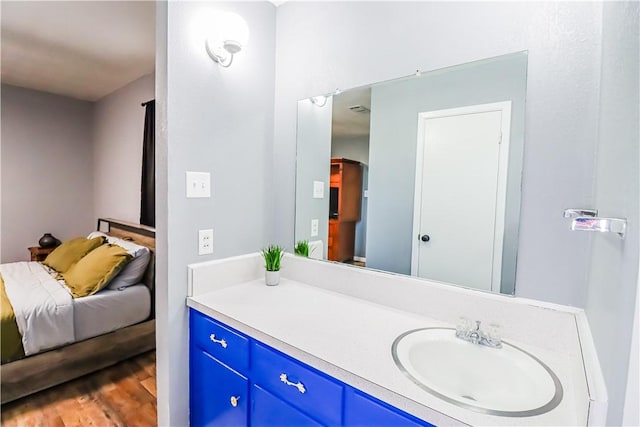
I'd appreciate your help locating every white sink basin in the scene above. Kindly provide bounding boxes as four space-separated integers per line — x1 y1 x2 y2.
392 328 563 417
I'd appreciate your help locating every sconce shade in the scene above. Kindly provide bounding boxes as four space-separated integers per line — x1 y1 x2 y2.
206 11 250 67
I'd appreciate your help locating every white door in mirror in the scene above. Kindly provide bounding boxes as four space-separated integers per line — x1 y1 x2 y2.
412 102 511 293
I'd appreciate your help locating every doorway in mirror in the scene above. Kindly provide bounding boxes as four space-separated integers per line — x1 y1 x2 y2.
328 158 363 262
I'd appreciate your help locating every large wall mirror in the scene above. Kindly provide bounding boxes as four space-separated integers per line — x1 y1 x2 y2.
295 51 528 295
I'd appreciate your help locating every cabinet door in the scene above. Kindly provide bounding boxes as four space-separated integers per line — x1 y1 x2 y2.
190 348 248 427
252 342 343 425
344 388 434 427
251 384 323 427
191 310 250 374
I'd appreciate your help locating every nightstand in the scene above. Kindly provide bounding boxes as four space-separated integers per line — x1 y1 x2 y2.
28 246 56 262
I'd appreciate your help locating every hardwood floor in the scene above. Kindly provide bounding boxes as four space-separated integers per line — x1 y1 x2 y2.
1 351 156 427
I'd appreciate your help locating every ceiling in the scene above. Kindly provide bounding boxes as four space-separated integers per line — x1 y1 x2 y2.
331 86 371 139
1 1 155 102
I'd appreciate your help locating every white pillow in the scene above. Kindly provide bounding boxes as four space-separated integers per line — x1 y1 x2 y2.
87 231 151 290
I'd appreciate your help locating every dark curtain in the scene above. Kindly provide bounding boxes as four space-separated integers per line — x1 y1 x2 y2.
140 101 155 227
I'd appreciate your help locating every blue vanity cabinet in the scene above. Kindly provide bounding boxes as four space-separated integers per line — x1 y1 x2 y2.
251 384 324 427
190 348 249 427
189 309 435 427
344 388 434 427
251 342 343 425
191 309 250 374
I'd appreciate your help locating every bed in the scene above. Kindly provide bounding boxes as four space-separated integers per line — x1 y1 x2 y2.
0 218 156 404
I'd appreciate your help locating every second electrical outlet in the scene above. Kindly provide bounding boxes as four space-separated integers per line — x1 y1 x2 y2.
198 229 214 255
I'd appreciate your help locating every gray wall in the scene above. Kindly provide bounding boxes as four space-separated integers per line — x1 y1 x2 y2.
365 53 526 296
295 98 332 254
585 2 639 426
93 73 155 223
331 135 370 166
155 2 276 425
273 1 603 307
1 84 94 263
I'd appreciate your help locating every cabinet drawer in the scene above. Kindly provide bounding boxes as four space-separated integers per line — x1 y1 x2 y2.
251 384 323 427
190 349 249 427
190 310 250 374
344 389 433 427
252 342 343 426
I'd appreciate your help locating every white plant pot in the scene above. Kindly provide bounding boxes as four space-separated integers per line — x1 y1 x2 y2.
265 270 280 286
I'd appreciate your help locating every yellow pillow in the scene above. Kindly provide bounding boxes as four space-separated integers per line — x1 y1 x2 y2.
62 244 132 298
43 236 106 273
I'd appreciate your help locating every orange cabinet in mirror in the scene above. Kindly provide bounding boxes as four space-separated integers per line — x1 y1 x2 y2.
328 158 362 262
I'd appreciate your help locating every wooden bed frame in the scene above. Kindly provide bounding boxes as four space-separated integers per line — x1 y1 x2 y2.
1 218 156 404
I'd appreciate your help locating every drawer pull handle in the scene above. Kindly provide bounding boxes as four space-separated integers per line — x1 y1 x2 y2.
209 334 227 348
230 396 240 407
280 373 306 393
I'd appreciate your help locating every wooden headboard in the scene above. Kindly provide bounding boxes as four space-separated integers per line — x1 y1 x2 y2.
96 218 156 293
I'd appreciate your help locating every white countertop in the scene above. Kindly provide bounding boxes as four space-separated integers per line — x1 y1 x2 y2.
187 276 590 426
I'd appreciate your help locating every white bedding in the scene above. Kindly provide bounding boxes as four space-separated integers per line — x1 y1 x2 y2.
1 262 74 356
1 261 151 357
73 284 150 341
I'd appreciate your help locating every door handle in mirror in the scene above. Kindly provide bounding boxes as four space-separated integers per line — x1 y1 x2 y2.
421 234 430 242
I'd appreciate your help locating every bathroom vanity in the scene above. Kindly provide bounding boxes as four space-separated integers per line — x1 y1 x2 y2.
187 253 607 426
190 310 432 426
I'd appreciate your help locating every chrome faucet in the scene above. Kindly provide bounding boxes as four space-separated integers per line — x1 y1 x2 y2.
455 319 502 348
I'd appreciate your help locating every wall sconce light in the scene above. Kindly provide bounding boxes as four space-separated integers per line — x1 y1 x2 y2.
206 11 250 68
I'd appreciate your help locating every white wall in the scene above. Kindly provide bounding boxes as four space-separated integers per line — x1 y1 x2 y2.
93 73 155 223
623 282 639 426
331 135 369 166
585 2 639 426
156 2 276 425
0 84 95 262
273 1 603 307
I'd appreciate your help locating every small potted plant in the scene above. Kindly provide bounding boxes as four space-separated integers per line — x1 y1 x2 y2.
294 240 309 257
262 244 284 286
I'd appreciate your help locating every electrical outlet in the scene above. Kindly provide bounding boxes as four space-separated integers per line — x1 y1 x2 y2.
198 229 213 255
186 172 211 198
311 219 319 237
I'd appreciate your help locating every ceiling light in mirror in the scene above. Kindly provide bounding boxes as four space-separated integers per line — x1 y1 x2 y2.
310 96 328 107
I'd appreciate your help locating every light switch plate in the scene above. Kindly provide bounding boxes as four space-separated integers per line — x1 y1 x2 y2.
198 229 213 255
313 181 324 199
186 172 211 198
311 219 319 237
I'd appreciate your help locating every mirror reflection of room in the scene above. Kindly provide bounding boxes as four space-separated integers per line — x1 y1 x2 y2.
296 52 527 295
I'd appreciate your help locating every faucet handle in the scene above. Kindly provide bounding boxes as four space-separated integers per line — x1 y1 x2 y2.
474 320 482 331
456 317 472 335
487 323 502 343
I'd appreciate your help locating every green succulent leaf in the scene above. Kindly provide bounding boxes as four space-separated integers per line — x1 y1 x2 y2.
262 244 284 271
